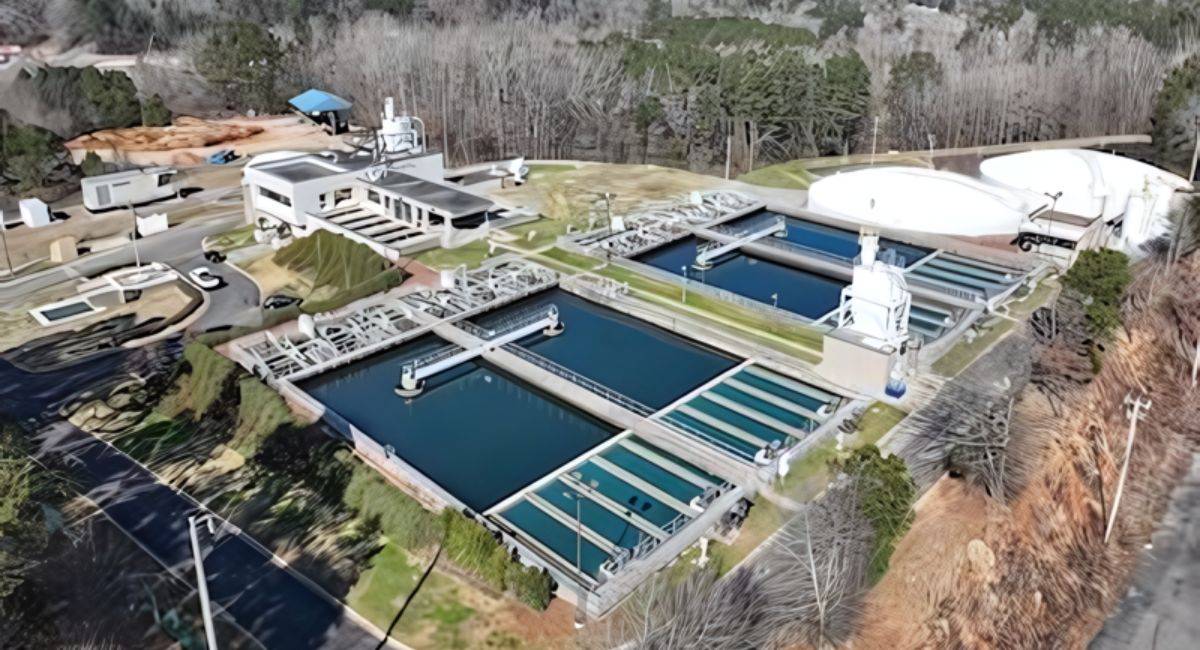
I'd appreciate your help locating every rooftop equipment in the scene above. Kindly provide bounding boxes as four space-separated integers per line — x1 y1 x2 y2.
377 97 425 157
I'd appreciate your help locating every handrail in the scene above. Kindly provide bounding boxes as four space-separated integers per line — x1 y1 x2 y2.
404 343 463 373
461 304 557 340
503 344 656 417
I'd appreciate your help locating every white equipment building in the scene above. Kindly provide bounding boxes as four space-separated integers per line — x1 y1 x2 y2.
81 167 179 212
820 232 913 398
242 100 518 261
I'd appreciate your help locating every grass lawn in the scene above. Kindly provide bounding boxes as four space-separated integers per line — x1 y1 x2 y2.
347 542 423 632
204 224 257 253
738 160 818 190
502 218 572 250
931 316 1016 378
413 240 495 270
856 402 908 447
525 163 577 182
1005 277 1060 318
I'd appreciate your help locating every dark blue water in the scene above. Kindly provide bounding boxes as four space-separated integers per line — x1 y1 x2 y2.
474 289 736 410
727 210 930 267
299 334 618 512
635 237 847 320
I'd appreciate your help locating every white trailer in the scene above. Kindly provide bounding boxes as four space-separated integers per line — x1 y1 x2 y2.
81 167 179 212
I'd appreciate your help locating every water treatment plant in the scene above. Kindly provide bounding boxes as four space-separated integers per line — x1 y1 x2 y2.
219 165 1071 618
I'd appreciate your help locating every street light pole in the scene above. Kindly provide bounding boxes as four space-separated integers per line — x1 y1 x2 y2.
129 203 142 269
870 116 879 166
1105 394 1151 544
0 217 12 277
680 266 688 303
188 514 219 650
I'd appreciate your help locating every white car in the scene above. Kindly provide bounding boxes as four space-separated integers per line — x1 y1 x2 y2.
188 266 222 290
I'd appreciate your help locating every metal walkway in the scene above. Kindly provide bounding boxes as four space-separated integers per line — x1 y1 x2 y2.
694 216 786 269
659 366 840 463
491 434 730 585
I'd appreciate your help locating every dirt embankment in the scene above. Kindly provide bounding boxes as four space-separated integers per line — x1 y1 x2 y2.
64 114 347 167
850 254 1200 648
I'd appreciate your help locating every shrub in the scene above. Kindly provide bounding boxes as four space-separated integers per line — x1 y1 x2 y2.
141 94 173 127
442 510 508 589
80 151 106 177
159 342 237 420
253 428 353 506
80 68 141 129
343 465 441 549
506 562 554 610
0 119 63 190
1062 249 1131 340
832 446 916 582
230 377 295 457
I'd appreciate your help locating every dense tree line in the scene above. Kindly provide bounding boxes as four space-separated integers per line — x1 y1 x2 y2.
7 1 1200 175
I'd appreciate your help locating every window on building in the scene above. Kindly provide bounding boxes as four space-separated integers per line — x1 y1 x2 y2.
157 173 176 187
367 190 380 204
259 186 292 207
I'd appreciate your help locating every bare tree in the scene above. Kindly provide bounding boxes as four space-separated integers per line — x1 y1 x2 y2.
589 478 872 649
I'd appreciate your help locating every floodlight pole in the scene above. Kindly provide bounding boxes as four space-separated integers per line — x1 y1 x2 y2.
1105 394 1151 544
188 514 219 650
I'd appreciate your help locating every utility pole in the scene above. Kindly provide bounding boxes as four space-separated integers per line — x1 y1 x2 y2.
188 514 219 650
1189 115 1200 185
1105 394 1151 544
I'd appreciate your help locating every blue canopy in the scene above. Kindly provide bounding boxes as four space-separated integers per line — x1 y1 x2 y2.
288 89 352 114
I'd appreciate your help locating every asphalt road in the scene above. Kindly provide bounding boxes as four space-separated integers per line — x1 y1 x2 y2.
1091 454 1200 650
0 211 245 308
34 420 401 650
178 252 263 332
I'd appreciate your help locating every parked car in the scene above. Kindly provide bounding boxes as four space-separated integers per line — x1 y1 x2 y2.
263 294 302 310
188 266 222 290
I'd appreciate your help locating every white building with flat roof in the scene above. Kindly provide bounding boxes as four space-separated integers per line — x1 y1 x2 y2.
242 148 513 260
979 149 1193 254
